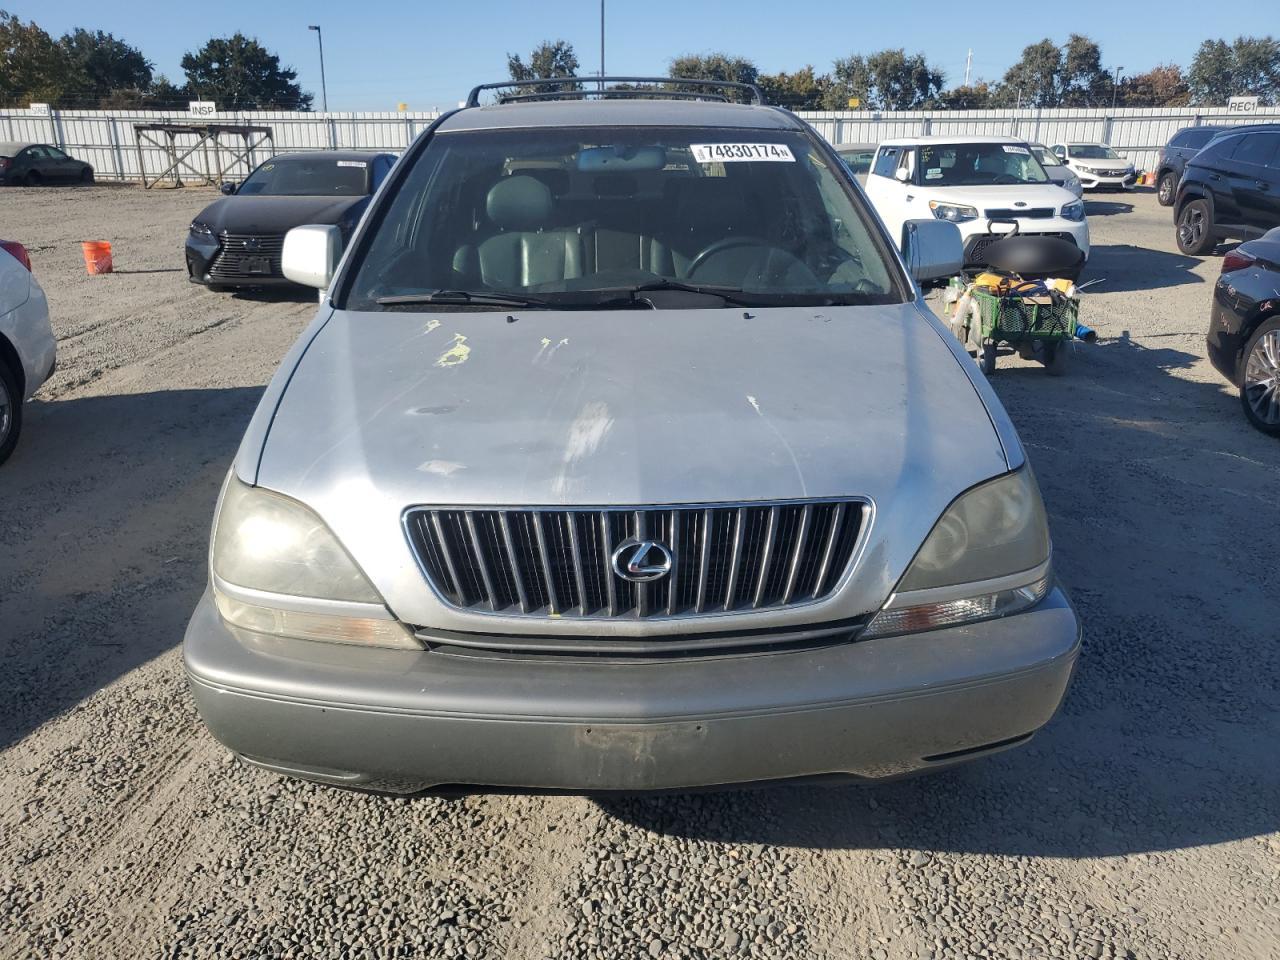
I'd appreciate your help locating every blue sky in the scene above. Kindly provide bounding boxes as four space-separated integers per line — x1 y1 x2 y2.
7 0 1271 110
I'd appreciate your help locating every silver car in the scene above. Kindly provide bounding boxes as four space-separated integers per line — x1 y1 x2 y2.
184 81 1080 793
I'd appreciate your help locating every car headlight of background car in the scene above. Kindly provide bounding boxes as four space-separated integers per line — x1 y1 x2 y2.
862 468 1052 639
1061 200 1085 222
210 478 420 649
929 201 979 223
189 220 214 237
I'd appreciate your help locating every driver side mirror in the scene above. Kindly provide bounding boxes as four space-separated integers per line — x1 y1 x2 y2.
893 167 911 184
282 224 343 290
219 181 237 195
901 219 963 284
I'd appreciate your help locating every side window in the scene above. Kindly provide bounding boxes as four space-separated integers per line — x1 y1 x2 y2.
24 146 49 159
45 146 68 159
371 157 390 190
1230 133 1280 167
871 147 900 178
1197 137 1236 162
1169 132 1191 148
1185 129 1215 150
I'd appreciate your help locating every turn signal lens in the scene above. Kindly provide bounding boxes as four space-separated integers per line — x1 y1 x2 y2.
213 588 421 649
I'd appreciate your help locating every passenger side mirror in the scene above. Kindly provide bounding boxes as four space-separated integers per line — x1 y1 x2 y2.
282 224 343 290
900 219 963 284
219 181 237 195
893 167 911 184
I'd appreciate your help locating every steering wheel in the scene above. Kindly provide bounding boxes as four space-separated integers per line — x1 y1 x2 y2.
991 173 1020 185
686 237 819 287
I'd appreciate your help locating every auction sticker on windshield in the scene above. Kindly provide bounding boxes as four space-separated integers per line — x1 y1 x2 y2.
691 143 795 163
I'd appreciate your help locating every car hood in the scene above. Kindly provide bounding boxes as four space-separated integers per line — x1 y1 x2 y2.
193 195 367 234
916 183 1077 211
247 303 1012 629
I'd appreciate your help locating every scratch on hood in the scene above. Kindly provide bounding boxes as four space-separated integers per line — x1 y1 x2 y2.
435 333 470 368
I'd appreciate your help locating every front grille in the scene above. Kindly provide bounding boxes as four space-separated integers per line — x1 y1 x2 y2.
209 232 285 279
984 207 1054 220
404 501 866 620
964 232 1076 265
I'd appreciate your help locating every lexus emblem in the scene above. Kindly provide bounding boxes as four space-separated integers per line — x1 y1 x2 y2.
611 538 674 582
243 237 262 251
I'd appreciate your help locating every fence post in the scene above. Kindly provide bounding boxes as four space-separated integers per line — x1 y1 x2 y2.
1103 115 1113 144
921 116 932 136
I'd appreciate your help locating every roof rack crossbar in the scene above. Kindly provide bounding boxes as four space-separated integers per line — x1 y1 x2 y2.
497 89 729 104
465 76 765 108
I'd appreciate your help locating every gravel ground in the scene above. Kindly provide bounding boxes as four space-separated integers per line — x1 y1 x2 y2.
1 185 1277 960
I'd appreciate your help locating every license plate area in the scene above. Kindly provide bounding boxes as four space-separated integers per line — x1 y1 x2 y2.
244 256 271 275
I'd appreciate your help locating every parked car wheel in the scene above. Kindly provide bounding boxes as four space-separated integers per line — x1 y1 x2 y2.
24 171 41 188
1240 318 1280 436
0 359 22 465
81 167 94 185
1157 172 1177 206
1176 199 1216 255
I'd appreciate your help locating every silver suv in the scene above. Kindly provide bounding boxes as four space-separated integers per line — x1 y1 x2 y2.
183 79 1080 793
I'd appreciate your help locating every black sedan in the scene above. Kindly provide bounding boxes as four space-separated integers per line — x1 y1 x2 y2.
1207 227 1280 436
0 142 94 186
186 151 396 290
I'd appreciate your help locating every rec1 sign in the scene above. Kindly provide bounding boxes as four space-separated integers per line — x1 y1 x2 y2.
188 101 218 118
1227 96 1260 116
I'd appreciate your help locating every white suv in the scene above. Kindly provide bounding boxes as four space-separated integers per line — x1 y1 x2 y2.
865 136 1089 275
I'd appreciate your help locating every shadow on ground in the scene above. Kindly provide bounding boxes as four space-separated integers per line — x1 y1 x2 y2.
0 388 262 751
597 336 1280 858
1083 200 1134 216
1083 243 1204 292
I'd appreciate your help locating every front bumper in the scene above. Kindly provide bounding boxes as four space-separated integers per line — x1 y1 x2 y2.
185 234 293 288
184 586 1081 793
1076 171 1136 190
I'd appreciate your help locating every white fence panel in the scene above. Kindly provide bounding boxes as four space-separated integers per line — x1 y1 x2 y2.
2 105 1276 183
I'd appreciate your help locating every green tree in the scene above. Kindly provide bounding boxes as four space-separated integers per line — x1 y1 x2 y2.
669 52 759 101
1120 64 1189 107
824 49 943 110
0 9 71 104
1189 36 1280 104
506 39 580 97
936 82 993 110
58 27 152 106
1061 34 1110 106
994 35 1113 107
181 33 312 110
757 65 831 109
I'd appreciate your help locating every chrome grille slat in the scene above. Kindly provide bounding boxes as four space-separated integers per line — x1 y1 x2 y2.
406 500 865 621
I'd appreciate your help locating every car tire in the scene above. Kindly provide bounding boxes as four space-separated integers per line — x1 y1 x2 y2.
0 359 23 466
1176 199 1216 256
1157 172 1176 206
1239 317 1280 437
24 171 41 188
81 167 95 185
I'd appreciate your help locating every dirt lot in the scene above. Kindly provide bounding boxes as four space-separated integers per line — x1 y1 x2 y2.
1 185 1277 960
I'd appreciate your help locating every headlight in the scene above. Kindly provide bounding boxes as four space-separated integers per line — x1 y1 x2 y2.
189 220 213 236
929 201 979 223
862 469 1051 639
1061 200 1085 222
211 478 419 648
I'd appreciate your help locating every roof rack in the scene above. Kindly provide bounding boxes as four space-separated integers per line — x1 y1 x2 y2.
465 76 766 108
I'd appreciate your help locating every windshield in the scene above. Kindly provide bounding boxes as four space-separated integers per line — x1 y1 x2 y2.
1067 144 1121 161
238 157 371 197
914 142 1049 187
344 126 902 310
1031 146 1063 167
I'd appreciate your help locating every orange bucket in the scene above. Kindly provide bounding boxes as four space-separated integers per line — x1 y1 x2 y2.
81 240 113 275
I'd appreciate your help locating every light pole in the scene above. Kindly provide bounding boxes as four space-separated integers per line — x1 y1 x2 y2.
308 25 328 112
1111 65 1124 110
600 0 606 91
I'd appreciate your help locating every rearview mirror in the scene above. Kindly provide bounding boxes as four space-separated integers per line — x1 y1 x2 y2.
282 224 343 291
219 181 236 195
901 219 963 284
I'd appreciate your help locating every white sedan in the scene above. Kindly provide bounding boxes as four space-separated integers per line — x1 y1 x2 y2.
0 240 56 464
1050 142 1136 190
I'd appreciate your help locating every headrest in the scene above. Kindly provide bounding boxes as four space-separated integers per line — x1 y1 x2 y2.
486 175 552 230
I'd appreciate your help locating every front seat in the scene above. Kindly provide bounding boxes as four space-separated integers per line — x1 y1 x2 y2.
452 176 584 288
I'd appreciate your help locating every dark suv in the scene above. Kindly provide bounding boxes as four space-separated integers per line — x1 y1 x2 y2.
1175 124 1280 256
1155 126 1220 206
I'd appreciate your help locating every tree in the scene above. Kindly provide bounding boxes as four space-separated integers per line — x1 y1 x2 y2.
936 82 994 110
669 52 759 101
757 65 831 110
506 39 580 97
824 49 943 110
1120 64 1189 107
181 33 312 110
0 9 71 104
58 28 152 106
1189 36 1280 105
995 35 1113 107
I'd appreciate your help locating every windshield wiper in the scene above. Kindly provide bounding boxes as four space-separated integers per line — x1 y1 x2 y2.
583 279 764 307
375 289 551 308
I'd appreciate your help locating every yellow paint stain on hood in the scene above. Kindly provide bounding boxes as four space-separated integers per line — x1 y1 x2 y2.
435 333 470 368
424 318 441 333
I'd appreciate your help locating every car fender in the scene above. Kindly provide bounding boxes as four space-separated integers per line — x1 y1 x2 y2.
1175 182 1213 219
